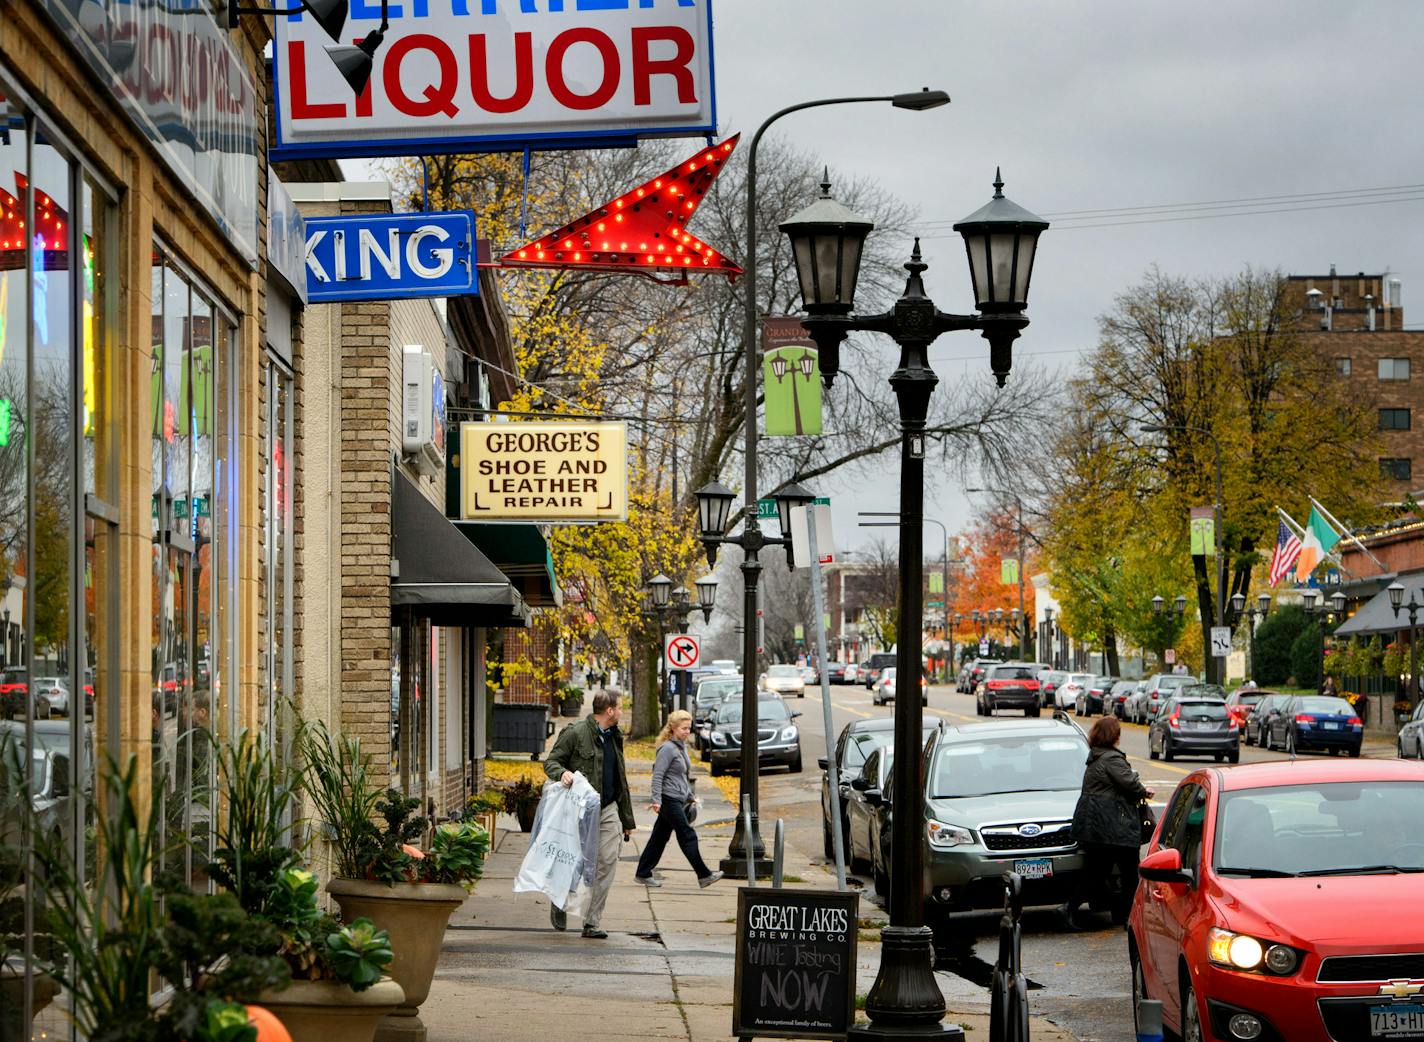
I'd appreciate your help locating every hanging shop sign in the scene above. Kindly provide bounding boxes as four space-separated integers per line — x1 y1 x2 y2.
761 317 821 436
303 211 477 302
272 0 717 161
34 0 260 265
267 168 309 305
460 421 628 521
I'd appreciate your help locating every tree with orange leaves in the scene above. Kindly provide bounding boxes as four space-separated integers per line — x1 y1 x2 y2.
949 508 1033 659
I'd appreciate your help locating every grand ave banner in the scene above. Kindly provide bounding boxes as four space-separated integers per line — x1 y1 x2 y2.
460 421 627 521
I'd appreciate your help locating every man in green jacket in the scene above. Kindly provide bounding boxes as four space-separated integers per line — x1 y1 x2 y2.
544 690 635 938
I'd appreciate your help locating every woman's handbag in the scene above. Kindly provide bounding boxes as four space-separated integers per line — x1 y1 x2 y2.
683 749 699 823
1138 800 1157 844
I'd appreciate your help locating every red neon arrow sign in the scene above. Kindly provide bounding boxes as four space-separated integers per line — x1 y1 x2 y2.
499 135 742 281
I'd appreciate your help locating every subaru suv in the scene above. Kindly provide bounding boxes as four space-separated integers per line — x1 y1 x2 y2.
892 718 1090 930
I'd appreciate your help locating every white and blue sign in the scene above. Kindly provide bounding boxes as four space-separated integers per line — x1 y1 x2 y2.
304 211 478 303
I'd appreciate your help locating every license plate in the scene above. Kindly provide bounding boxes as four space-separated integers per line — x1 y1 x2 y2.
1371 1004 1424 1038
1324 722 1340 730
1013 858 1052 880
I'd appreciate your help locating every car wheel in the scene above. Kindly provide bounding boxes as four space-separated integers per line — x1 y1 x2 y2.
1286 729 1297 756
1027 706 1040 718
1149 736 1159 760
1130 944 1156 1041
1401 740 1407 759
1181 972 1203 1042
1349 744 1362 758
986 698 995 716
1163 740 1175 763
710 760 723 777
1214 753 1224 763
789 753 803 774
1228 748 1240 764
36 698 50 720
874 860 890 902
823 823 834 860
1245 727 1255 747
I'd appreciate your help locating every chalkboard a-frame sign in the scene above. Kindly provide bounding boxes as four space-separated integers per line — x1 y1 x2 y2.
732 886 859 1040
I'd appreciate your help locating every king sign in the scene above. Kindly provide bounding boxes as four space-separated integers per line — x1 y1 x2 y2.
273 0 716 160
302 211 477 302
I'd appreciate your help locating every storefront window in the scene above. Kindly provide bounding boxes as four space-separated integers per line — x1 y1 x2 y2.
0 69 118 1040
264 360 294 745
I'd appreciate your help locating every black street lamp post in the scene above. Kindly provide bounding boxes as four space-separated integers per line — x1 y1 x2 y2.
1043 606 1056 667
1302 588 1348 691
784 167 1047 1038
698 87 949 881
643 576 718 716
1229 592 1271 682
1388 581 1422 707
1152 594 1188 670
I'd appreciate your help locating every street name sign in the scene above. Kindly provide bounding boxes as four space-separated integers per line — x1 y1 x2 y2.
304 211 477 302
460 421 628 521
273 0 718 160
733 887 858 1040
664 633 700 671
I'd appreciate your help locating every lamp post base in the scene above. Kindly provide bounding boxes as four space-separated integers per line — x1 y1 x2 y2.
847 926 960 1041
720 856 775 880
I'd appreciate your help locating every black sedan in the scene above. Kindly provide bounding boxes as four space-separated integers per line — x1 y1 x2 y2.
1260 694 1363 756
1242 692 1286 746
702 696 803 775
1075 676 1117 717
1147 695 1238 763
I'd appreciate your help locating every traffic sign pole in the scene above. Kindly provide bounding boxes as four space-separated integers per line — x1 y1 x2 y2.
806 517 847 890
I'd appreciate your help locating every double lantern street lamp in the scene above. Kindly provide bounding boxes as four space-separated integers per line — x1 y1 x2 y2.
1388 581 1422 705
781 164 1047 1038
1152 594 1189 670
1230 592 1272 683
644 574 718 715
1302 588 1348 691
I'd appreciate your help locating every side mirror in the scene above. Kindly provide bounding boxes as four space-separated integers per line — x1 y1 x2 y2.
850 776 870 791
790 710 803 719
1138 846 1192 885
817 757 829 771
863 789 883 806
50 754 70 799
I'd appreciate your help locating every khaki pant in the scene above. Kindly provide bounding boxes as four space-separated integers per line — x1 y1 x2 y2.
583 802 622 928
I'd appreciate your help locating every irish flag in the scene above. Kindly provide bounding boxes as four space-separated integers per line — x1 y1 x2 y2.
1294 507 1340 581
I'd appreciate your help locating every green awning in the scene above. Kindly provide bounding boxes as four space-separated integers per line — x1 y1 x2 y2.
453 522 562 608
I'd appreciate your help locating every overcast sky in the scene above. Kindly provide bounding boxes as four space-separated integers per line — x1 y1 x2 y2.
704 0 1424 554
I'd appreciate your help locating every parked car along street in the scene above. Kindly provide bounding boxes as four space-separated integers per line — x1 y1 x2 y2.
1125 673 1195 724
692 675 741 748
1130 758 1424 1042
819 716 943 861
1259 694 1363 756
1397 700 1424 759
1053 672 1095 711
1104 679 1138 719
871 666 927 707
1243 692 1289 747
702 695 802 775
32 677 70 718
957 657 1002 694
1225 686 1273 734
1147 693 1239 763
1074 675 1116 717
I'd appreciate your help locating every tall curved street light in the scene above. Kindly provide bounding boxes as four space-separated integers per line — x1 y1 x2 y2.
695 87 949 881
785 167 1047 1037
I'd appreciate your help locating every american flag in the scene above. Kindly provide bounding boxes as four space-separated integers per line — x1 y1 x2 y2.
1268 519 1302 587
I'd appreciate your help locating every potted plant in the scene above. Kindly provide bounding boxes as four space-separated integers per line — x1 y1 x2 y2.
501 776 543 833
1396 700 1414 728
465 790 504 848
302 721 489 1042
208 729 402 1042
559 686 585 717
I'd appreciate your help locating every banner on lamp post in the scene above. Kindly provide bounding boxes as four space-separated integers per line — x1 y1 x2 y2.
1190 506 1215 556
928 572 944 594
1000 558 1019 585
762 318 821 436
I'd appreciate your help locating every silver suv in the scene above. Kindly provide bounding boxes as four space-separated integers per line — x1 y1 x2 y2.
903 718 1090 930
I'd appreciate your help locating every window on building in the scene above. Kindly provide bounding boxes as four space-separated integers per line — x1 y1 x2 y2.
1335 357 1352 377
1380 409 1412 431
1378 358 1411 381
1381 458 1413 481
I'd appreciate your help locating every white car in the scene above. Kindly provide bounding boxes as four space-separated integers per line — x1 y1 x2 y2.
709 659 739 676
761 664 805 698
1055 672 1095 710
32 677 69 717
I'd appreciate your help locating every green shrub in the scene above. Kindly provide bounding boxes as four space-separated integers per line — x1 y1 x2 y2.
1290 624 1322 691
1254 604 1311 685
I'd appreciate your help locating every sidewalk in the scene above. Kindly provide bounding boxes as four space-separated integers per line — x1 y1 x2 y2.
422 719 1081 1041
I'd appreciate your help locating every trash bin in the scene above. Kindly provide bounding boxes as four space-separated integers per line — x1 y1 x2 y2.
491 702 550 758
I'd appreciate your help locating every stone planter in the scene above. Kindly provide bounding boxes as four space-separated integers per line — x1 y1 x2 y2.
515 800 539 832
473 810 498 850
327 878 467 1042
257 978 404 1042
0 962 58 1042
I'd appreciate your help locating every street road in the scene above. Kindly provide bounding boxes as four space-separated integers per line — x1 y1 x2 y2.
752 678 1395 1042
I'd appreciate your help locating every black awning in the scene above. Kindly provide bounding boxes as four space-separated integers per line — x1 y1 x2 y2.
391 471 530 627
1335 571 1419 638
453 522 562 608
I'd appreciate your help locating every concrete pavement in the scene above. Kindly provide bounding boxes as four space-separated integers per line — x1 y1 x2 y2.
422 736 1082 1042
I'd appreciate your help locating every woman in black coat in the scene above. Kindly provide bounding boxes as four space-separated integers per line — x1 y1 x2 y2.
1059 715 1153 929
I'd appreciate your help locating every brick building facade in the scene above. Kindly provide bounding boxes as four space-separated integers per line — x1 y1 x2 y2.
1286 266 1423 496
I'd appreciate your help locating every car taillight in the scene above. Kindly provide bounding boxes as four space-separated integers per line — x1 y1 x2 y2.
1295 714 1315 725
1347 716 1363 727
1168 712 1180 729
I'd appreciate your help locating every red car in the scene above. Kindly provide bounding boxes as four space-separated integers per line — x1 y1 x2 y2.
1130 759 1424 1042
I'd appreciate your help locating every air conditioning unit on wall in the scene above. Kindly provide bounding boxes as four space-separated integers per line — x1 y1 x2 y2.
401 344 447 478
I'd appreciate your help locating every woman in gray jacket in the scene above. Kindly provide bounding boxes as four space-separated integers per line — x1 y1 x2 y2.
634 710 722 888
1059 715 1153 929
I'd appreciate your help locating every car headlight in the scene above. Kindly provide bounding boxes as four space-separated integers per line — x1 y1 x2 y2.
1207 927 1299 975
926 821 973 849
710 731 727 745
780 726 798 741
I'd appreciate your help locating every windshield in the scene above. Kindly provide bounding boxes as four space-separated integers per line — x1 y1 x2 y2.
931 735 1088 798
768 666 800 678
1235 693 1265 706
1216 782 1424 876
990 666 1036 681
1176 701 1227 721
1160 676 1193 690
1299 697 1354 715
696 679 740 705
1068 674 1093 685
720 700 791 726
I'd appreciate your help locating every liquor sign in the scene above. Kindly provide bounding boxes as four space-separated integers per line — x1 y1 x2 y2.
460 421 627 521
303 211 477 302
272 0 718 160
733 887 858 1040
34 0 260 264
